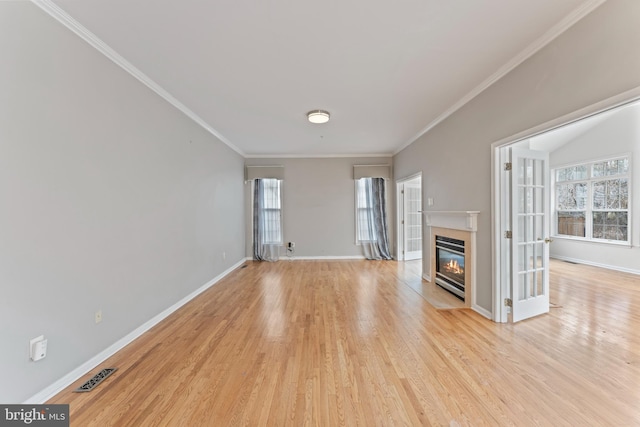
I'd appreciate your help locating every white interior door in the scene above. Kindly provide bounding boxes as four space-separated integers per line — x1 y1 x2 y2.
511 148 550 322
403 180 422 260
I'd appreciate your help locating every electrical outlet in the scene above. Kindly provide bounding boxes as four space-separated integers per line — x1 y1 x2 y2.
222 251 226 260
30 335 47 361
95 310 102 324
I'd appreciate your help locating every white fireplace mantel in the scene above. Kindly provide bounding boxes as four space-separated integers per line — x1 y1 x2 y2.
423 211 479 232
424 211 480 311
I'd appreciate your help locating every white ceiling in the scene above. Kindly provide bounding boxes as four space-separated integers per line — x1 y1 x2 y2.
529 109 613 153
44 0 602 157
529 100 640 153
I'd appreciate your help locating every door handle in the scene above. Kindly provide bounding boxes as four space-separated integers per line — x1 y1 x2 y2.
544 238 553 244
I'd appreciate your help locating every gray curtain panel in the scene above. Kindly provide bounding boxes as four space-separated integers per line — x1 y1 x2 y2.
253 179 280 262
253 179 265 261
362 178 392 260
371 178 392 259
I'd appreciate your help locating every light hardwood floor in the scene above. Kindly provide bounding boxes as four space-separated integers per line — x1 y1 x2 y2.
396 260 466 309
49 259 640 426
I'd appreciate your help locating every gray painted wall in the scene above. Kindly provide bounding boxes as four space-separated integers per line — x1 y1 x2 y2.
548 103 640 272
3 0 640 405
0 4 245 402
244 157 394 258
393 0 640 312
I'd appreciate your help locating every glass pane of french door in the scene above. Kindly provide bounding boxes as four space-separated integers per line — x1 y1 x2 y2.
511 148 550 322
404 181 422 260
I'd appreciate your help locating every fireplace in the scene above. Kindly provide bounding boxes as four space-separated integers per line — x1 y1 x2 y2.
435 235 465 300
425 212 478 309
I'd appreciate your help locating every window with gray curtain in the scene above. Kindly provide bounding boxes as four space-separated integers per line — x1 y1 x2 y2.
261 179 282 244
355 177 391 260
356 178 373 243
253 178 282 261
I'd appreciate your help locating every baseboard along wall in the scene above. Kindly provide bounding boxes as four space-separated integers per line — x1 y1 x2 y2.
551 255 640 276
25 258 248 404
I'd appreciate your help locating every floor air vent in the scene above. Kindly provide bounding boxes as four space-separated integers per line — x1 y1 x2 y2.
74 368 117 393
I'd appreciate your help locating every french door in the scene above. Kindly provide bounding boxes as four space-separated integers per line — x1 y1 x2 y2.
403 179 422 260
510 148 551 322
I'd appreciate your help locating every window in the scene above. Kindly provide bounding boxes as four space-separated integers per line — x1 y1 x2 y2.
356 178 373 242
354 177 392 259
554 156 629 243
258 179 282 244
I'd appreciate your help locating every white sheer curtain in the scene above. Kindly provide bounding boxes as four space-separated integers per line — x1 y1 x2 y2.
253 179 282 261
357 178 392 260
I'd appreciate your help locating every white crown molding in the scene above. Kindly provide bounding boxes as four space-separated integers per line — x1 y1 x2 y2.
33 0 606 160
393 0 608 156
244 153 393 159
31 0 245 157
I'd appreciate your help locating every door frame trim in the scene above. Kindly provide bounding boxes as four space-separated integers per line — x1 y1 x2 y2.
396 172 422 261
490 85 640 323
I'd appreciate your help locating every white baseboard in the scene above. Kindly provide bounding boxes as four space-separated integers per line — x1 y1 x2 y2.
472 304 493 320
551 255 640 276
25 258 248 404
421 274 492 319
284 255 367 260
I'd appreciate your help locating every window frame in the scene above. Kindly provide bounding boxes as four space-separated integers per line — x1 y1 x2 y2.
355 178 373 244
254 178 284 245
552 154 631 245
354 177 388 245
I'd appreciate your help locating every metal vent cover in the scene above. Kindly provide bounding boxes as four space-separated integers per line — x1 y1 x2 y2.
74 368 117 393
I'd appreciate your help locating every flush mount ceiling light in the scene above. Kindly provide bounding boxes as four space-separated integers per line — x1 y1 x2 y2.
307 110 330 124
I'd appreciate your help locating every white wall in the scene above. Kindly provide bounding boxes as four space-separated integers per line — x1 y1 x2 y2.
0 3 245 402
244 157 394 258
548 103 640 273
393 0 640 313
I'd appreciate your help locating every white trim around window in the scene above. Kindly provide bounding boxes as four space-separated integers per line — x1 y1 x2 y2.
354 177 389 245
355 178 372 245
252 178 284 246
552 154 631 245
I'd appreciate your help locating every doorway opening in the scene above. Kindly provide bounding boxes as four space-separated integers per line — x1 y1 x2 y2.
396 174 422 263
492 89 640 323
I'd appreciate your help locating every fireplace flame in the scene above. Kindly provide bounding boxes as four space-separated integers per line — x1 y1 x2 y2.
444 259 464 275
